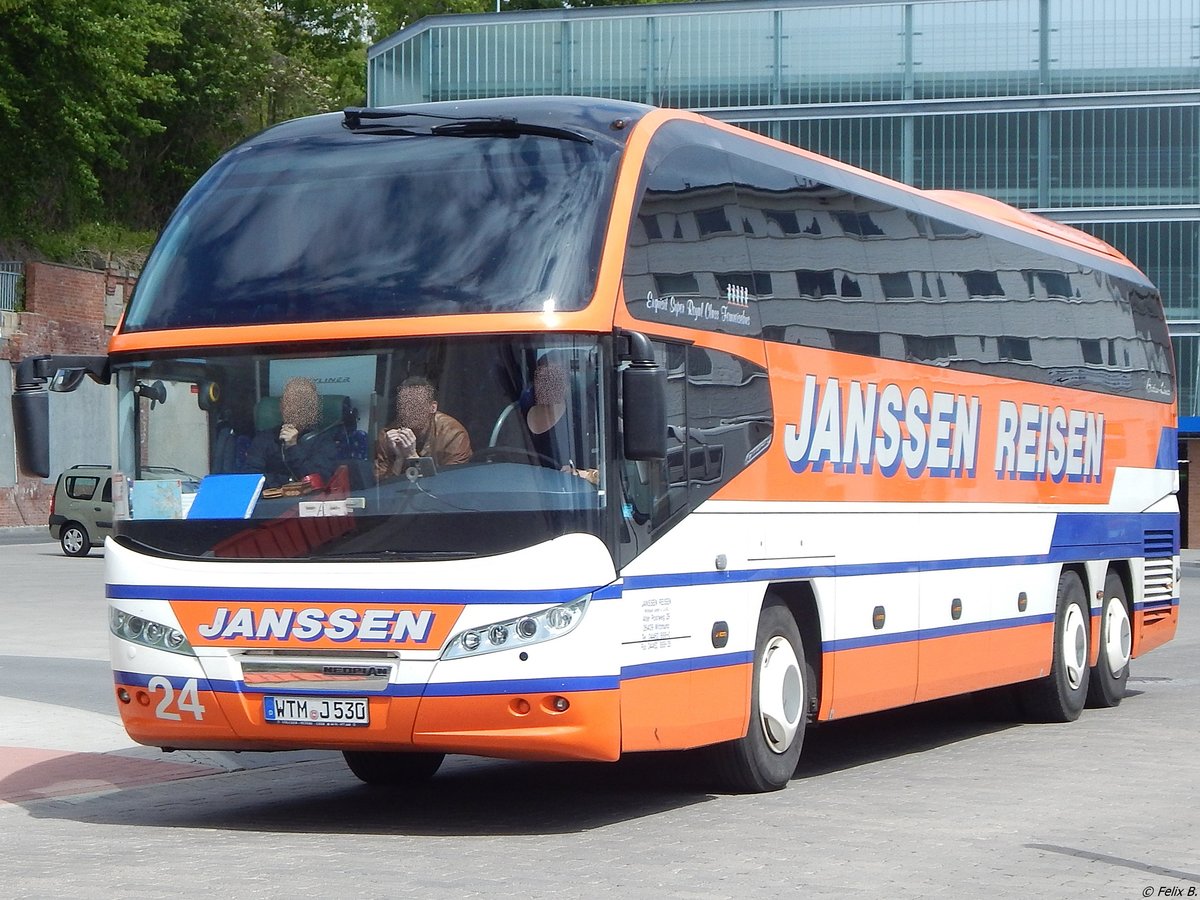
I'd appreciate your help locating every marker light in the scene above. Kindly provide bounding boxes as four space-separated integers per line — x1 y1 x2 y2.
110 608 194 656
442 596 590 659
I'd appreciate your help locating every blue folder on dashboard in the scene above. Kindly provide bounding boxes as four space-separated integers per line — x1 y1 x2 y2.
187 474 265 520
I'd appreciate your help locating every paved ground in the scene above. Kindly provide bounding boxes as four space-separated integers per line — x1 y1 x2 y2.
0 539 1197 899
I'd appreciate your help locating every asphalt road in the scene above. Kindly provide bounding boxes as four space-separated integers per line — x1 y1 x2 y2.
0 540 1197 899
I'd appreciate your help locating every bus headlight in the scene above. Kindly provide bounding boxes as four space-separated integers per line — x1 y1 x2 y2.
110 608 195 656
442 596 590 659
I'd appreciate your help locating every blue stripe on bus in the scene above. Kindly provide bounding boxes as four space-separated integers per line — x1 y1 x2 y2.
113 670 222 692
409 675 620 696
1156 427 1180 470
1134 597 1180 612
107 512 1177 607
620 651 753 681
624 511 1178 592
822 613 1056 652
113 669 618 697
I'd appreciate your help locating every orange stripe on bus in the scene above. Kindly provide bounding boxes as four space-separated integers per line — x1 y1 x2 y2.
109 307 619 352
620 663 751 752
915 622 1052 703
412 689 620 761
1133 605 1178 657
822 643 917 720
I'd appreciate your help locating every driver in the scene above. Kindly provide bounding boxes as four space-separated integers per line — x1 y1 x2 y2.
374 376 472 479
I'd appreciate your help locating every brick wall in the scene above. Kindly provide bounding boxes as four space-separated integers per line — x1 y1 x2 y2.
0 262 123 526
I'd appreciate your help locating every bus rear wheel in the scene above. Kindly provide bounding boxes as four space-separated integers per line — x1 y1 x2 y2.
1019 570 1090 723
711 600 806 793
1086 571 1131 709
342 750 445 785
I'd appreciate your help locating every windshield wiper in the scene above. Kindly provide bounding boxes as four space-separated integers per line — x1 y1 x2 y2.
430 118 592 144
342 107 592 143
341 108 422 135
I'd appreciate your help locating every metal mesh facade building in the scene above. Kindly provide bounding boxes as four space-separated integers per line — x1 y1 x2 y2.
369 0 1200 427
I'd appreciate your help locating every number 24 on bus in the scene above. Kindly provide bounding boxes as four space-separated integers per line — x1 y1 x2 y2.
13 97 1180 792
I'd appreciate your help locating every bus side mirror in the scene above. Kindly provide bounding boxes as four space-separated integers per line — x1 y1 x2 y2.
12 387 50 478
12 354 110 479
622 363 666 461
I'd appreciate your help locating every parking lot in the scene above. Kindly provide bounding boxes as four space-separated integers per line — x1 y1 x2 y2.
0 535 1197 899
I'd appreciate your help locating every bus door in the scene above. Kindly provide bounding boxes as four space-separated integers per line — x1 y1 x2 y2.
915 565 997 701
823 569 918 719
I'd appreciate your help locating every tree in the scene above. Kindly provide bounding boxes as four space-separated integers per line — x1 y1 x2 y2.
106 0 370 226
103 0 277 227
367 0 665 39
265 0 369 119
0 0 180 237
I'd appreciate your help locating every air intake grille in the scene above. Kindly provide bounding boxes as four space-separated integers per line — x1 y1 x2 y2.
1142 528 1176 609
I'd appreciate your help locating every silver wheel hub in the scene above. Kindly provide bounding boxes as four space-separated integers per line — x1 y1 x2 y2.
758 635 804 754
64 530 84 553
1062 603 1088 691
1103 597 1132 677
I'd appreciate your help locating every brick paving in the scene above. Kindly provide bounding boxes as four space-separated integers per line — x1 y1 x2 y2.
0 541 1196 899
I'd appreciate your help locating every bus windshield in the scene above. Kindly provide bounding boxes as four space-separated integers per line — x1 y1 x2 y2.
122 128 621 331
112 335 608 560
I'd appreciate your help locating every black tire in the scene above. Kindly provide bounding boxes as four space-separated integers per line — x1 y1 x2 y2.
1018 570 1091 723
60 522 91 557
710 600 807 793
342 750 444 785
1086 571 1131 709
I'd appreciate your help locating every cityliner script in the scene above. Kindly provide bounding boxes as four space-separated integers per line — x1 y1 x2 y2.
783 375 1105 483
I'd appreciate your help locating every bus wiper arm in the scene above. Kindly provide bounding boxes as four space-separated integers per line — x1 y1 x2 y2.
431 118 593 144
343 108 592 143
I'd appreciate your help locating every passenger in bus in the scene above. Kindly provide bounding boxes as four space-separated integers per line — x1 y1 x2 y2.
524 356 599 485
243 377 340 488
374 376 473 478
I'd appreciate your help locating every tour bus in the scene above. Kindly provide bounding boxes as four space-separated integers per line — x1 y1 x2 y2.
13 97 1180 792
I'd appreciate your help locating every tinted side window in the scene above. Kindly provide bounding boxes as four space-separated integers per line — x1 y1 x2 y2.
720 138 1172 402
685 346 773 508
623 144 761 338
65 477 99 500
620 342 773 551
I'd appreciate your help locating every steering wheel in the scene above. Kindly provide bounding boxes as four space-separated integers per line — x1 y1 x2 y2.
475 445 561 468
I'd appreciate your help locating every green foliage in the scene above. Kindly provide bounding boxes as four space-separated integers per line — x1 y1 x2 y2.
104 0 276 225
1 0 670 245
0 0 179 238
28 222 158 269
1 0 369 241
368 0 665 37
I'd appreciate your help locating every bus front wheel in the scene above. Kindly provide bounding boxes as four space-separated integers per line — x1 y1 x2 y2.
711 600 807 793
1019 570 1090 722
342 750 445 785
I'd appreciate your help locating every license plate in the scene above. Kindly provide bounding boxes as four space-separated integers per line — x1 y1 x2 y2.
263 696 369 726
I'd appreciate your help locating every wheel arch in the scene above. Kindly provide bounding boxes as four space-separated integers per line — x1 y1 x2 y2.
1075 560 1134 667
762 580 822 721
1105 559 1134 612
